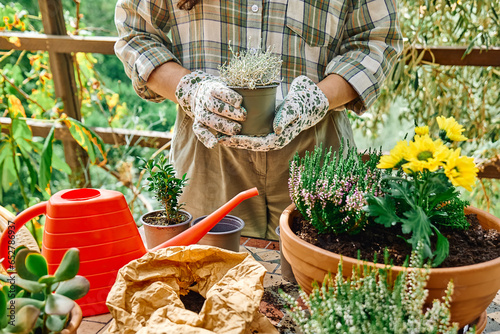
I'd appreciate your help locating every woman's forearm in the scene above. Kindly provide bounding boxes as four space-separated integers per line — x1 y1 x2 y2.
317 74 358 110
147 62 191 103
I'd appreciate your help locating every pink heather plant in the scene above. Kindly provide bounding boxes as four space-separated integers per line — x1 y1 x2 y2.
289 142 383 234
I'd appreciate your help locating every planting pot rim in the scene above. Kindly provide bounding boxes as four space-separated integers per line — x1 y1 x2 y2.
229 82 280 90
140 209 192 227
280 203 500 275
60 303 82 334
191 215 245 235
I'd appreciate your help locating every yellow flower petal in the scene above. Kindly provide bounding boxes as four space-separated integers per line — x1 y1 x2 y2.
436 116 467 142
444 148 478 191
403 135 449 173
106 93 119 110
377 140 409 169
414 125 429 136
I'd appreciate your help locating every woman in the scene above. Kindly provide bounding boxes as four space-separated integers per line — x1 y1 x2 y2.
114 0 403 239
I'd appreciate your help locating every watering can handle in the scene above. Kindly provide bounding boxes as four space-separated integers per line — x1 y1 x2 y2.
0 201 47 271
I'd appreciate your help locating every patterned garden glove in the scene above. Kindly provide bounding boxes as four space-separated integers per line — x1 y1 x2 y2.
175 71 246 149
218 76 330 151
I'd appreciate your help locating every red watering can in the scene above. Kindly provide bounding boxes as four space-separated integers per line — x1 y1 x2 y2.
0 187 259 317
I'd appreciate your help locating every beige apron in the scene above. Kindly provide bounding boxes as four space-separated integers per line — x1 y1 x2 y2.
170 107 355 240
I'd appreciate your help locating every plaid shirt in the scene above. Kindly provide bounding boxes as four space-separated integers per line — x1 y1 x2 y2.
115 0 402 113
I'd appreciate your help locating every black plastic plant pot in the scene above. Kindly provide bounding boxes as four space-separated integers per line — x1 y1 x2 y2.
191 215 245 252
275 226 297 283
233 84 278 136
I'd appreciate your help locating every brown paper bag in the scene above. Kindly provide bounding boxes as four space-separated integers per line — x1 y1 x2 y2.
106 245 278 334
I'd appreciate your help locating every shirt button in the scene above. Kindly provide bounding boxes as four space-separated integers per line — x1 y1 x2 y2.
251 4 259 12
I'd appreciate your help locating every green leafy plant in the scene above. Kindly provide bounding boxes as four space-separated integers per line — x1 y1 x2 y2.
365 117 477 267
289 142 383 234
0 247 90 334
358 0 499 161
281 246 461 334
142 154 188 224
1 96 106 247
351 0 499 216
218 44 282 89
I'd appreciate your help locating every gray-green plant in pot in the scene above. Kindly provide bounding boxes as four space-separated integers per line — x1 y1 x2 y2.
0 247 90 334
281 246 461 334
218 44 282 136
140 154 192 249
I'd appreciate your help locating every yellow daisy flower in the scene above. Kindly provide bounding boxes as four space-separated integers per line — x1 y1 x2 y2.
444 148 478 191
377 140 408 169
403 135 449 173
414 125 429 136
436 116 467 142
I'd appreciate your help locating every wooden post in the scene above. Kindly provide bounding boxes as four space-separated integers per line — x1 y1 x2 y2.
38 0 90 187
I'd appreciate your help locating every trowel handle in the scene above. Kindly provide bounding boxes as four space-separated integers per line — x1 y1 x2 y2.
0 201 47 271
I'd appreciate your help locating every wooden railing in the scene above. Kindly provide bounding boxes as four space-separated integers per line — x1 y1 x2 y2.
1 31 500 66
1 0 499 182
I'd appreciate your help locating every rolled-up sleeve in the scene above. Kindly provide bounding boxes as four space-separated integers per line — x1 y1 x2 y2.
325 0 403 114
114 0 180 102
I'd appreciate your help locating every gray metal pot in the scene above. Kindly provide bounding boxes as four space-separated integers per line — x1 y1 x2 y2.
140 210 192 249
232 84 278 136
191 215 245 252
275 226 297 283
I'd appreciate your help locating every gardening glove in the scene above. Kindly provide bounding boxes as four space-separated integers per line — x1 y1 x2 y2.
218 76 330 151
175 70 247 149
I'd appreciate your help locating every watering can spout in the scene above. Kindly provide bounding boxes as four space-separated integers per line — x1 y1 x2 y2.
150 187 259 252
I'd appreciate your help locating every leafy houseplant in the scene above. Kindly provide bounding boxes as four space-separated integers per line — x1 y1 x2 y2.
218 44 282 136
281 247 461 334
139 154 193 249
280 117 500 330
0 247 90 334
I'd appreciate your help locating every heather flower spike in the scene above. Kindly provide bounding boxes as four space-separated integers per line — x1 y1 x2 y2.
289 141 383 235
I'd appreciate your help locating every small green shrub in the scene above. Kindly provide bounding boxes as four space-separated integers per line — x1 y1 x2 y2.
142 154 188 224
289 142 383 234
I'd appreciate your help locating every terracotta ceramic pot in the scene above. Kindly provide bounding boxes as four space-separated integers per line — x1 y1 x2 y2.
60 303 83 334
141 210 192 249
280 203 500 332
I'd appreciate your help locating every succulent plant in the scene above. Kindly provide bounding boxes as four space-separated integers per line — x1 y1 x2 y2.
0 247 90 334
